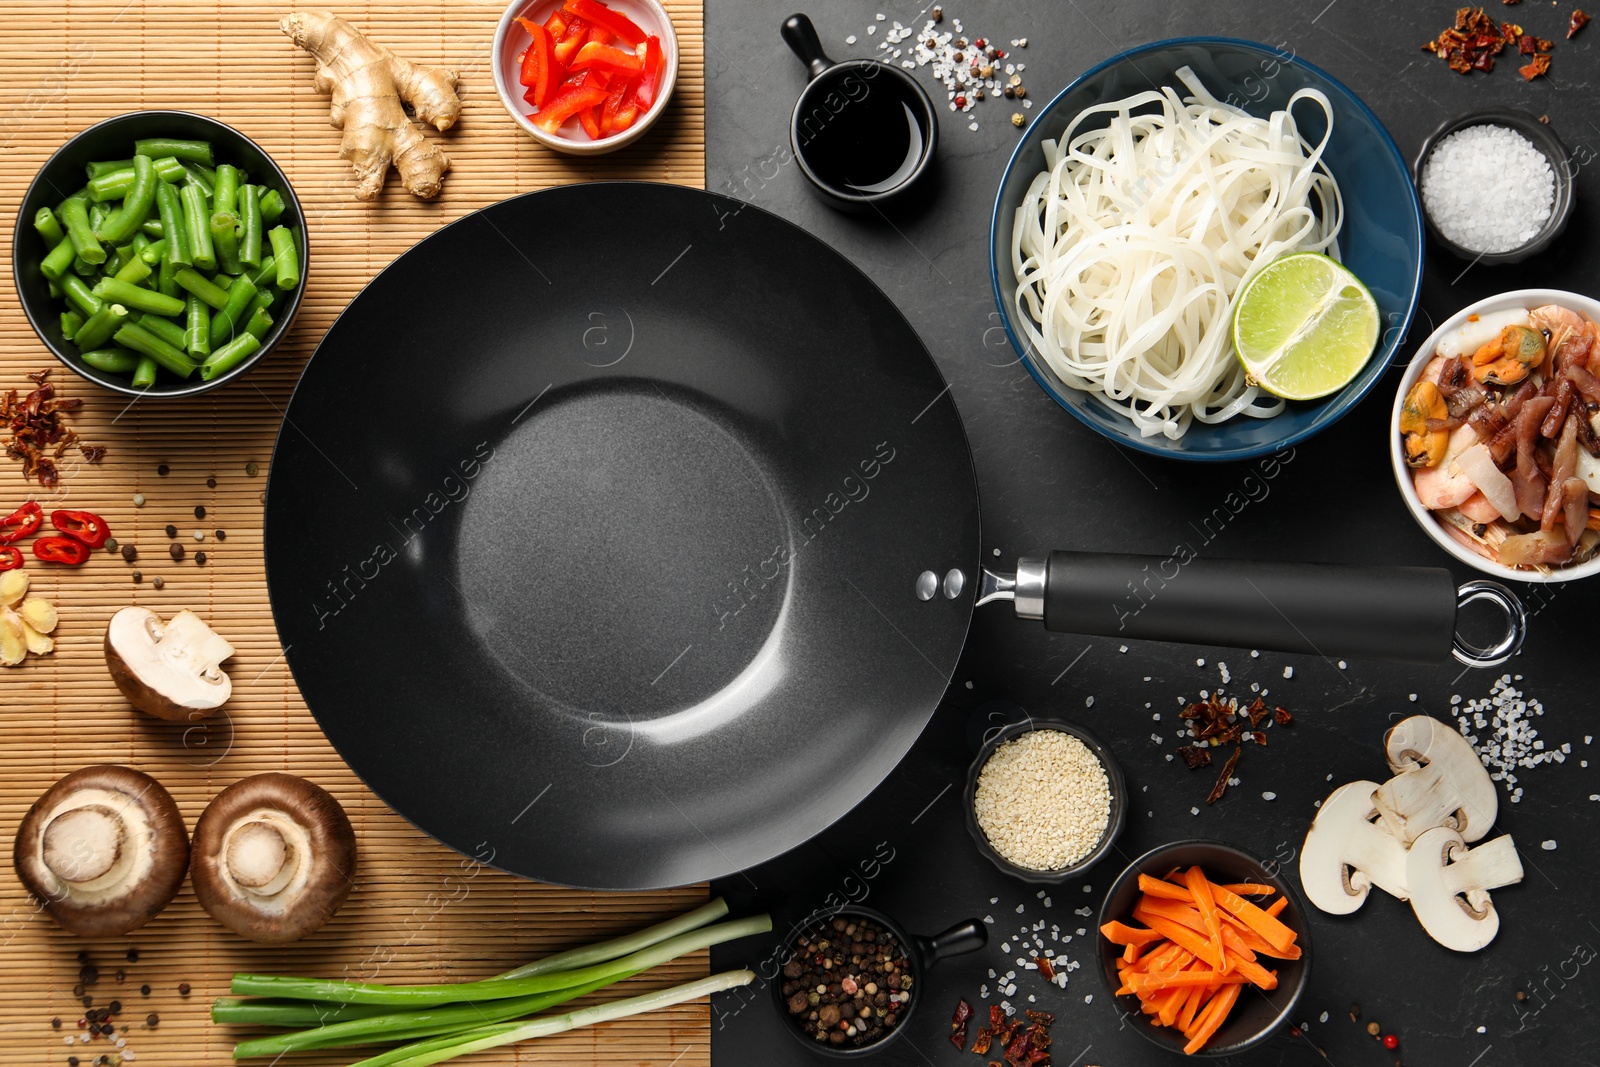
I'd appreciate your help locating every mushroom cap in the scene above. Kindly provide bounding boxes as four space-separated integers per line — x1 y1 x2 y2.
1379 714 1497 844
191 773 357 943
12 765 190 937
1299 780 1408 915
105 606 235 722
1405 826 1522 952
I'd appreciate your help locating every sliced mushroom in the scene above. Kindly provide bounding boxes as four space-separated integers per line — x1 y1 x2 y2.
1298 780 1410 914
1376 715 1497 846
1406 826 1523 952
105 607 235 721
191 773 357 943
12 766 190 937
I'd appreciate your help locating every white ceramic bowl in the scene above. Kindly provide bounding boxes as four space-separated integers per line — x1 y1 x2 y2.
1390 288 1600 584
492 0 679 155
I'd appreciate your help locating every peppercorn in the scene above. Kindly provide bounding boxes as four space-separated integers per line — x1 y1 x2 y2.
108 1000 121 1014
156 464 169 476
152 577 164 590
215 530 226 541
931 6 942 21
955 94 966 106
192 530 204 541
1013 85 1027 99
1003 85 1015 98
952 51 964 62
206 477 217 489
125 949 138 963
68 1058 79 1066
73 984 84 997
194 505 206 520
132 494 145 507
1367 1021 1381 1036
52 1018 62 1029
177 984 190 997
139 985 149 997
170 543 184 560
974 89 985 100
1384 1034 1399 1050
131 571 142 584
81 996 92 1008
146 1013 159 1027
104 538 118 553
164 525 176 538
195 552 207 566
1011 112 1025 127
245 461 259 477
121 543 137 562
1515 991 1527 1002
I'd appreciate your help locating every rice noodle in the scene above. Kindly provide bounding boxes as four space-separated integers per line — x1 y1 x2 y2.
1010 66 1344 439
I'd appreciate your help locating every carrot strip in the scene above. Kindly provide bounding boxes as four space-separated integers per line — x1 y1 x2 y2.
1175 982 1206 1033
1183 983 1241 1054
1209 880 1297 955
1217 910 1301 959
1123 940 1143 964
1138 873 1194 900
1224 950 1279 991
1219 882 1275 895
1266 897 1289 918
1135 913 1224 970
1157 984 1188 1026
1135 896 1211 933
1219 922 1257 963
1184 867 1229 975
1100 920 1164 946
1130 970 1248 994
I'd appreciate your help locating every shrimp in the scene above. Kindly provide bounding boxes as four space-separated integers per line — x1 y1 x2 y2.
1412 424 1479 510
1529 304 1595 370
1459 491 1503 524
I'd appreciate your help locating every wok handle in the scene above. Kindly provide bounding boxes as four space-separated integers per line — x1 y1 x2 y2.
1027 551 1523 667
781 13 836 80
913 919 988 969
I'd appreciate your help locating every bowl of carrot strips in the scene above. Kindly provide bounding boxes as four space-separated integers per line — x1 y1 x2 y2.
1096 841 1310 1057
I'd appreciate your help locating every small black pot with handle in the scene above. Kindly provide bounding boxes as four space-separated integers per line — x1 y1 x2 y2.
781 13 939 211
773 905 986 1056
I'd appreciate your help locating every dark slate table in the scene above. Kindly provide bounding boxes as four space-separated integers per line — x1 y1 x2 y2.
705 3 1600 1065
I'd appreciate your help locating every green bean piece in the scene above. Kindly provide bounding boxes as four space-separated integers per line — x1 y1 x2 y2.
86 158 134 180
98 155 158 245
80 348 140 374
174 267 229 309
216 274 236 291
136 312 189 351
87 157 184 203
199 332 260 381
104 243 132 275
131 356 158 388
184 295 212 358
40 236 77 280
131 231 150 255
33 207 65 245
181 161 216 196
71 255 97 277
73 303 130 350
56 196 105 265
210 211 242 275
114 322 196 378
213 164 239 215
259 187 287 225
181 184 215 271
92 277 184 317
253 287 275 312
59 274 102 317
267 226 300 289
247 253 277 289
140 218 165 238
113 253 152 286
157 258 181 300
153 180 190 270
245 306 274 341
238 185 263 269
135 137 214 166
55 189 89 215
47 280 61 297
88 202 109 233
140 238 168 265
209 274 258 347
60 310 84 341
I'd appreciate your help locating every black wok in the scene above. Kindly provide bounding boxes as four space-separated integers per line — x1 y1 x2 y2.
265 183 1522 890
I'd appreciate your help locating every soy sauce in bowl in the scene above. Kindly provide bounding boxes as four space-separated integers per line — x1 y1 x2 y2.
796 72 927 194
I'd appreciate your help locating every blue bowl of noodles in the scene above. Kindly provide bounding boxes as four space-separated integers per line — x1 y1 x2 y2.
989 38 1422 462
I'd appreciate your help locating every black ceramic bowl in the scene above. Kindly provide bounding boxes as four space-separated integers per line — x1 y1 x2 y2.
1096 840 1312 1058
12 110 308 397
1412 107 1573 265
773 905 986 1057
964 717 1126 884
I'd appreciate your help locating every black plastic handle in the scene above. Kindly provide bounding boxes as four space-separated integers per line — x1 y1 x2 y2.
1042 551 1457 665
782 13 836 80
914 918 988 968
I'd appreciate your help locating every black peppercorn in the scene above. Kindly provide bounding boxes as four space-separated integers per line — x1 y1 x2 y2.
195 551 207 566
139 985 150 997
146 1013 159 1027
215 530 227 541
177 983 190 996
131 571 142 584
170 543 184 560
121 543 137 562
68 1058 79 1066
152 577 164 590
194 506 206 520
156 464 169 476
52 1017 61 1029
205 477 217 489
164 525 176 538
108 1001 121 1014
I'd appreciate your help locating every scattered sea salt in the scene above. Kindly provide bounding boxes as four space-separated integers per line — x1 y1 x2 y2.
1421 125 1554 254
1542 840 1558 850
845 34 857 44
1262 791 1277 801
1283 666 1294 679
1190 806 1200 815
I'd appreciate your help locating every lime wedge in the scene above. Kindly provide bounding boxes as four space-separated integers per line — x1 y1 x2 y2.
1231 252 1381 401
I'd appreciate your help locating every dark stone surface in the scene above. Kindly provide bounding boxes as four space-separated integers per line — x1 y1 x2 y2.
707 2 1600 1065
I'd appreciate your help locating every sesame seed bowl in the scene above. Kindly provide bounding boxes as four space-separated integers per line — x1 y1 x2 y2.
963 717 1126 885
1413 107 1574 266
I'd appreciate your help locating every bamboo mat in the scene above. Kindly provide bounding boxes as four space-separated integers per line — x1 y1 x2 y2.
0 3 710 1065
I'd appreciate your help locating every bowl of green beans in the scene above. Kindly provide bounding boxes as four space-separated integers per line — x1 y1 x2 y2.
12 110 308 397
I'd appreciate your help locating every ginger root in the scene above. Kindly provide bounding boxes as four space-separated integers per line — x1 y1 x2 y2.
280 11 462 200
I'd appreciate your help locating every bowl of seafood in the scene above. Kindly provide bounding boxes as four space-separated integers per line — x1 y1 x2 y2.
1391 289 1600 582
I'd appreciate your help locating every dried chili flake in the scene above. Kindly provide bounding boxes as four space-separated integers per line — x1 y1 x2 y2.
1206 745 1243 805
1571 9 1591 36
1274 705 1293 725
972 1027 993 1055
1520 52 1552 77
1177 744 1212 769
2 370 104 485
1034 955 1056 981
950 997 973 1051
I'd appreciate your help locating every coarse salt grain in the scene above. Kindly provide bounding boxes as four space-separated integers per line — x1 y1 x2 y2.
974 730 1111 871
1421 125 1554 254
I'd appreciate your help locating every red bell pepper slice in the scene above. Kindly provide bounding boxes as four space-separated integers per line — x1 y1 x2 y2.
599 76 638 135
0 547 22 571
542 9 569 37
578 105 603 139
563 0 647 46
569 41 643 77
517 21 564 107
51 509 111 548
633 35 664 109
0 501 43 545
534 82 611 131
553 17 590 65
33 536 89 565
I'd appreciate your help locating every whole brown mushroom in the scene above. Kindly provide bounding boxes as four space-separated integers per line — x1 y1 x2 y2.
13 766 189 937
190 773 357 943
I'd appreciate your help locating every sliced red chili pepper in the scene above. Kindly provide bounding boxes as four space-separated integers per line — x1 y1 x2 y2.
517 20 565 107
33 536 89 565
534 82 611 131
0 501 43 544
633 35 665 110
51 508 111 548
553 16 590 65
569 41 643 77
563 0 647 47
0 547 22 571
